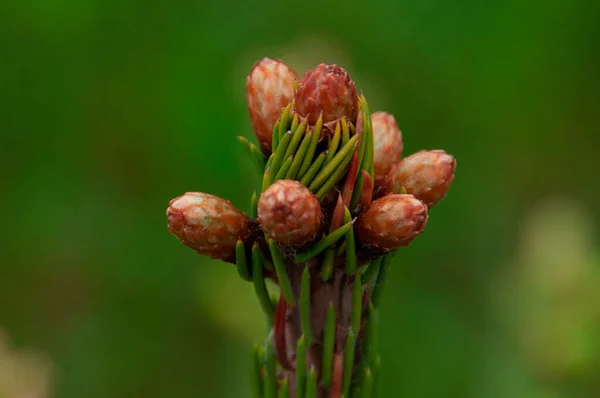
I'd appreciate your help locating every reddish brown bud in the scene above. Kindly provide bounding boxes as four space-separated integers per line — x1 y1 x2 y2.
167 192 250 261
258 180 322 246
386 150 456 208
246 58 298 152
295 64 358 127
356 194 428 251
371 111 403 184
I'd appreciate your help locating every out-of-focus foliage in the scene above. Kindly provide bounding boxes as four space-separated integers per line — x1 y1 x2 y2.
1 0 598 397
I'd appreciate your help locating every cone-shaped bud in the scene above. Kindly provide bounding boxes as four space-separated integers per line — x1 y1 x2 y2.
167 192 250 261
246 57 298 152
371 111 403 184
386 150 455 208
295 64 357 128
356 194 428 251
258 179 322 246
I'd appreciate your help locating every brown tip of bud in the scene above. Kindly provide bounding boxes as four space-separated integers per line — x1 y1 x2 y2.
246 58 298 152
167 192 250 261
386 150 456 208
257 179 322 246
356 194 428 251
295 64 358 128
371 111 403 184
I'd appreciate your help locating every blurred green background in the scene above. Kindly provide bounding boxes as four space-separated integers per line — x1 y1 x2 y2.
1 0 599 397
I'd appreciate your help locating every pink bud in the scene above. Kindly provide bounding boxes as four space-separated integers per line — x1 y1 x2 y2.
386 150 455 208
295 64 358 128
167 192 250 262
371 111 403 184
258 180 322 246
246 58 298 152
356 194 428 251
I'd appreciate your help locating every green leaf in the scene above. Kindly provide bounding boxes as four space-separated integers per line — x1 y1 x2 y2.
371 253 393 308
297 114 322 179
236 240 251 282
252 243 274 324
342 331 356 398
264 338 277 398
306 366 317 398
296 335 306 398
272 120 280 152
278 378 289 398
321 303 336 389
299 151 327 187
351 274 362 336
268 239 296 307
320 247 336 282
295 219 355 264
262 155 274 192
300 267 312 345
278 103 293 139
362 256 383 285
237 136 266 175
349 170 364 211
360 95 375 184
341 117 350 146
308 134 359 193
251 344 264 398
274 154 294 182
359 367 373 398
270 131 292 183
344 207 357 275
364 304 378 367
314 146 355 201
250 191 258 219
284 117 308 160
290 113 299 133
286 130 312 180
324 121 341 164
336 240 347 256
373 356 382 398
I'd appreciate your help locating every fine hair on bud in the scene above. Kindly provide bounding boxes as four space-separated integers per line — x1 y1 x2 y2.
257 179 323 246
167 192 250 262
356 193 428 251
386 150 456 208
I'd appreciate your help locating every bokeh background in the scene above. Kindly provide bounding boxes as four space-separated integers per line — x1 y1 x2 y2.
1 0 599 397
